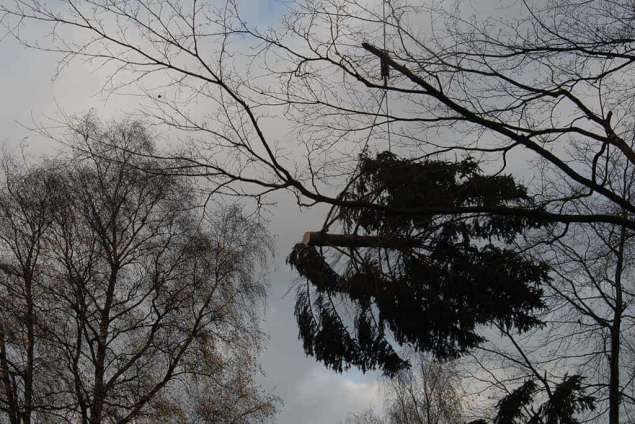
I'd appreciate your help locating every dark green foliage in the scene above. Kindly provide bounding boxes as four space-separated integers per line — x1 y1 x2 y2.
290 245 407 375
289 152 549 375
543 375 596 424
493 376 595 424
494 380 537 424
288 243 341 291
342 152 540 240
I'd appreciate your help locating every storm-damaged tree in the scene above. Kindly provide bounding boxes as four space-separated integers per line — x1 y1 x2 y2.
0 117 277 423
288 153 549 374
2 0 635 422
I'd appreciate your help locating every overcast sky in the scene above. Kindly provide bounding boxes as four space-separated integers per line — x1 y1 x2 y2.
0 1 388 423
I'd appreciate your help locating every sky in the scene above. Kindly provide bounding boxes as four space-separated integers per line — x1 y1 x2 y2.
0 2 388 423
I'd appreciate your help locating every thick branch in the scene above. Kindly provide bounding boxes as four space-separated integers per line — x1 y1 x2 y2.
361 42 635 216
302 232 420 249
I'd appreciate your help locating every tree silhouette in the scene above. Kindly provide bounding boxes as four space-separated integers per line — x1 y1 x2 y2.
289 152 548 375
0 117 277 424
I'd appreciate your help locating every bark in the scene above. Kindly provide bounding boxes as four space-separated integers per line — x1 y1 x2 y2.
609 225 626 424
0 329 19 424
302 232 420 249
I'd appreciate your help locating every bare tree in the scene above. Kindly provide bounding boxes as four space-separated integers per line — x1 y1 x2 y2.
467 143 635 423
345 356 463 424
0 159 65 424
387 360 463 424
1 0 633 226
0 117 277 424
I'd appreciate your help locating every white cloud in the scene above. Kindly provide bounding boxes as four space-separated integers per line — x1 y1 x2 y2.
281 367 385 424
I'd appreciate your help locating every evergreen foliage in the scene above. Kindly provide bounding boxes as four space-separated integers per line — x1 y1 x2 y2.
289 152 550 375
494 376 595 424
494 380 537 424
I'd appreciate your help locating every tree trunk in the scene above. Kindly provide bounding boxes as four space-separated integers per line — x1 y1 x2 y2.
302 231 420 249
0 329 19 424
23 273 34 424
609 225 626 424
